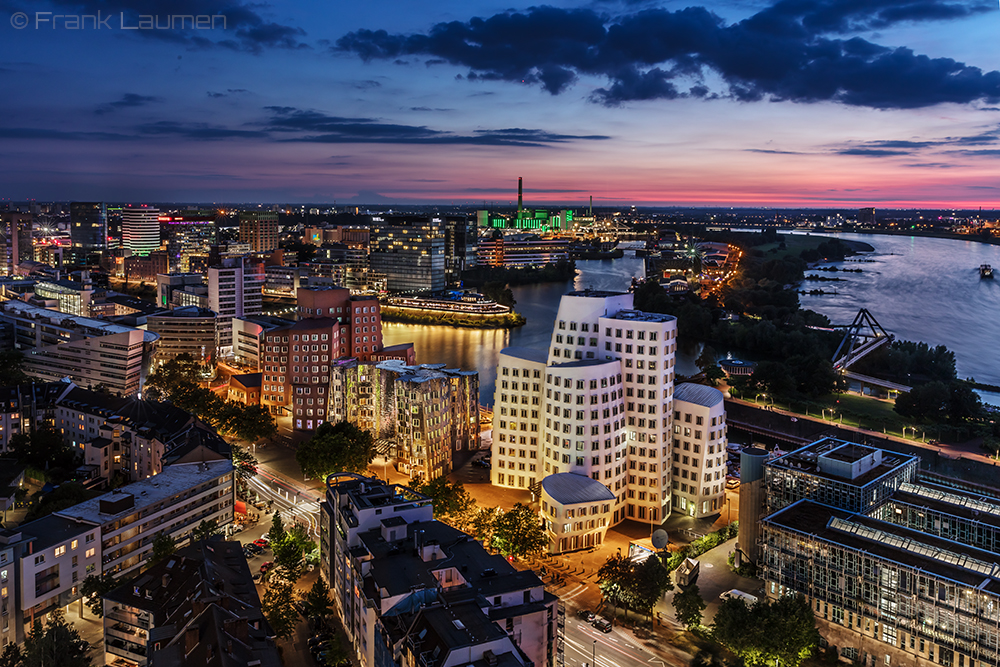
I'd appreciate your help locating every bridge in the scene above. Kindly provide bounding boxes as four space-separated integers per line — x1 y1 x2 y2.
831 309 911 394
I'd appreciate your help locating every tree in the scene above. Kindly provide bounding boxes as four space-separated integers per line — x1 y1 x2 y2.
470 506 501 545
22 607 91 667
296 421 375 479
149 533 176 566
302 577 334 623
490 503 546 558
272 535 305 584
268 511 287 546
597 551 633 611
24 483 100 522
415 478 476 529
632 555 673 619
192 519 221 542
12 427 80 474
0 349 28 385
80 573 118 618
712 594 819 667
261 579 299 641
696 346 725 386
231 443 258 500
673 584 707 630
0 643 22 667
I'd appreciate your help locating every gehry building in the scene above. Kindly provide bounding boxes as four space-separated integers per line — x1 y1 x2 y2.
492 290 728 532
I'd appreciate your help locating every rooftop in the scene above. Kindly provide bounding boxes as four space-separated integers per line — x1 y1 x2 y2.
0 298 140 336
375 359 478 382
55 460 233 525
767 437 917 487
606 309 676 323
17 513 90 551
674 383 725 408
499 347 548 364
541 473 616 505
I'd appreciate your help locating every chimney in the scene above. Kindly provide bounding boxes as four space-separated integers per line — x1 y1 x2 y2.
517 177 523 219
184 626 199 654
224 617 249 642
162 574 170 588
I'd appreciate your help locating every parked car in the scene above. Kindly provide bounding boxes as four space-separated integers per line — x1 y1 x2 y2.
472 459 491 469
245 543 263 555
308 635 332 648
253 539 269 549
577 609 596 622
592 617 613 633
260 561 274 574
258 535 270 545
726 478 740 490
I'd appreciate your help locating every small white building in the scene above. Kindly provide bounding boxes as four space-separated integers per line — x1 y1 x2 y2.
541 472 616 553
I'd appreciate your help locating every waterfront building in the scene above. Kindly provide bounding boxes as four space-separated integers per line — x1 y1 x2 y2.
0 299 158 396
146 306 218 366
477 233 570 268
0 212 32 277
5 459 233 645
208 256 264 353
122 206 161 257
671 383 729 518
369 215 447 292
492 290 701 527
238 211 279 253
319 474 559 667
69 202 107 262
102 539 279 667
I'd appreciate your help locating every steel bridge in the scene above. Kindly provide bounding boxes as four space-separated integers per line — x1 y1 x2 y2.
831 309 910 394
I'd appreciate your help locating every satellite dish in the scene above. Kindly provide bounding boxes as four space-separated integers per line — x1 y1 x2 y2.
651 529 669 550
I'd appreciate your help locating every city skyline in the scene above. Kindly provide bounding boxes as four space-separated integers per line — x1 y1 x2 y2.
2 0 1000 206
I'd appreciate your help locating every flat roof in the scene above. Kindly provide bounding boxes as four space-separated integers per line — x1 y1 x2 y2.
0 299 139 335
606 309 676 323
767 437 917 488
55 460 232 525
19 513 96 551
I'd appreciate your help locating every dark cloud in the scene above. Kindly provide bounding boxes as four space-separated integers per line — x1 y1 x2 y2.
745 148 807 154
262 107 609 146
353 80 382 89
0 127 127 140
11 0 306 53
136 121 268 139
207 89 250 98
836 148 908 156
336 2 1000 108
95 93 162 115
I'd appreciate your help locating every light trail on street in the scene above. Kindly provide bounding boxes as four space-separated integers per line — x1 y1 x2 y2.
248 472 322 538
563 615 683 667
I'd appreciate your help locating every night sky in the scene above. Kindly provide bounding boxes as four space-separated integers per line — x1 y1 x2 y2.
2 0 1000 206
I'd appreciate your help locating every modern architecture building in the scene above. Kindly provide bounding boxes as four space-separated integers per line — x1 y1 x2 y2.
160 210 217 272
238 211 279 253
671 383 729 518
540 472 616 553
319 474 560 667
0 300 158 396
477 233 570 268
69 202 107 264
208 256 264 353
147 306 218 366
102 539 279 667
369 215 447 292
493 290 702 527
0 212 32 277
4 459 233 645
122 206 161 257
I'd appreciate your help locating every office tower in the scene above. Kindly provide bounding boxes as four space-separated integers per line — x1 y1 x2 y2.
238 211 279 253
443 214 478 282
0 211 32 275
160 210 217 271
368 215 446 292
320 474 559 667
858 207 876 225
209 256 264 352
146 306 218 366
122 206 160 256
492 290 729 536
69 202 107 260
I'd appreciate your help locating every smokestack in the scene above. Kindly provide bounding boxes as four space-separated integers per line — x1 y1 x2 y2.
589 195 593 218
517 177 523 221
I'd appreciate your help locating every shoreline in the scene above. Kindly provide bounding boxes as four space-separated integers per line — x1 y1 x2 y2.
818 228 999 248
380 306 526 329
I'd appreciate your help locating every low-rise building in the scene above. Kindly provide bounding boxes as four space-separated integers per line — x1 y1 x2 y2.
540 472 615 554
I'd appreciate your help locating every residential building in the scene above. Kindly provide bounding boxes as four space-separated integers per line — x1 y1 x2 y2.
102 539 279 667
671 383 729 518
227 373 261 406
208 256 264 353
319 474 559 667
69 202 107 260
122 206 161 257
492 290 691 528
0 300 158 396
0 212 32 277
147 306 218 366
0 381 75 453
8 460 233 644
369 215 447 292
230 315 288 370
0 527 32 645
238 211 279 253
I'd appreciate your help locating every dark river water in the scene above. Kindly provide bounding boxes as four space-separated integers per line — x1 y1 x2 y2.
384 233 1000 406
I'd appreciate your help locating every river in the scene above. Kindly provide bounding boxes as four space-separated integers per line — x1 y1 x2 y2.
381 254 703 405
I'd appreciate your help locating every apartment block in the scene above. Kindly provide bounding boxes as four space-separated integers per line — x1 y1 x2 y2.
492 290 696 528
238 211 279 253
0 381 75 454
102 539 279 667
0 300 158 396
319 474 559 667
208 256 264 352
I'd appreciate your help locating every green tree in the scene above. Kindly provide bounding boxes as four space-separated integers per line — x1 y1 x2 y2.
24 483 100 522
0 643 21 667
481 281 515 307
490 503 546 558
296 421 375 479
22 607 91 667
302 577 333 622
261 579 299 641
415 478 476 529
80 573 118 618
673 584 707 630
192 519 221 542
268 511 287 546
231 443 258 500
149 532 176 566
470 506 501 545
12 427 80 474
272 535 305 584
0 349 28 385
712 594 819 667
597 551 633 611
632 555 673 619
696 346 726 387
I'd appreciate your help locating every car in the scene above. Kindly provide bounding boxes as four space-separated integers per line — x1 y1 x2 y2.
260 561 274 574
472 459 491 469
253 539 268 549
312 641 335 654
258 535 270 545
577 609 596 622
308 635 332 648
592 617 613 633
243 548 255 559
246 543 263 554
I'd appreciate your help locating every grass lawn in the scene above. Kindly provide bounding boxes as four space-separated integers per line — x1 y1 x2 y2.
764 392 924 439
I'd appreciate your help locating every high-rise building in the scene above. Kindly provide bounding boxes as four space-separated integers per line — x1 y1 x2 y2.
319 474 560 667
122 206 160 257
209 256 264 352
0 211 32 275
69 202 107 259
238 211 279 253
369 215 446 292
858 207 876 226
492 290 729 533
160 210 216 272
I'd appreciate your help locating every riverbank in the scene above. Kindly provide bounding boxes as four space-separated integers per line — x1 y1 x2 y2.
460 259 577 287
832 228 998 247
380 306 526 329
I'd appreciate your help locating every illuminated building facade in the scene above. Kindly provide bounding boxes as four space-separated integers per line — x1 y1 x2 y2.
238 211 279 253
369 215 446 292
69 202 107 261
122 206 161 257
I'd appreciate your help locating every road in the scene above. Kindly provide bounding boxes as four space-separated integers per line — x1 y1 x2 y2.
563 608 688 667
